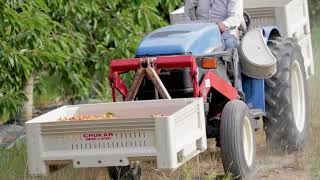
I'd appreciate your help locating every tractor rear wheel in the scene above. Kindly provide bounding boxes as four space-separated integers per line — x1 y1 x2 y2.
107 165 141 180
220 100 256 179
265 37 308 152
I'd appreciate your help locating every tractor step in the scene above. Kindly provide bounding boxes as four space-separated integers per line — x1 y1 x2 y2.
250 109 265 119
250 109 265 131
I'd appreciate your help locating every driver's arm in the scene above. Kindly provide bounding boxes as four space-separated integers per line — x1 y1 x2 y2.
222 0 243 28
184 0 200 21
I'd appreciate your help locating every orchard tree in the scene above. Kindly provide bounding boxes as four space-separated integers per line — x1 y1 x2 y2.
0 0 74 122
44 0 183 100
0 0 183 123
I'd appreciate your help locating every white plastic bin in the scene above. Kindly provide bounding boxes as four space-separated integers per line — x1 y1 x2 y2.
26 98 207 175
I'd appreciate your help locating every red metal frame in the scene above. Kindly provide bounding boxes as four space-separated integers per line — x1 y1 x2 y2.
199 71 238 100
109 55 238 102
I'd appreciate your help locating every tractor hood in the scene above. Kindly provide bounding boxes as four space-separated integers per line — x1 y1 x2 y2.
135 23 223 57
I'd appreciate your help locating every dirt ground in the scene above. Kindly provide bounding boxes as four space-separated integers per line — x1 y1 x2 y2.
139 134 313 180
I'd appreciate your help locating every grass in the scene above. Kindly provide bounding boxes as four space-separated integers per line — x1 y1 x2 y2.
0 141 28 180
1 28 320 180
0 140 108 180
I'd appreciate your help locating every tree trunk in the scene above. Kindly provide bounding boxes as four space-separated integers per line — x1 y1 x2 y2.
20 75 34 124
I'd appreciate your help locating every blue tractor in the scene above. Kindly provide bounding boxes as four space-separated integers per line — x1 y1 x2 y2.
108 16 308 179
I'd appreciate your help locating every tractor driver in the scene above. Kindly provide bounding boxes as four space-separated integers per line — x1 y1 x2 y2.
185 0 243 49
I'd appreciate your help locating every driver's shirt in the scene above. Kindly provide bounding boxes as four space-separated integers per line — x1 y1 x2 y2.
185 0 243 36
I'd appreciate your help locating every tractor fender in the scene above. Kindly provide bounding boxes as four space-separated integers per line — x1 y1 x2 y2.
239 28 277 79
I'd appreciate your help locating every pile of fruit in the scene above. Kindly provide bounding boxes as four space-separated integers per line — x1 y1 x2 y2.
58 112 116 121
58 112 166 121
